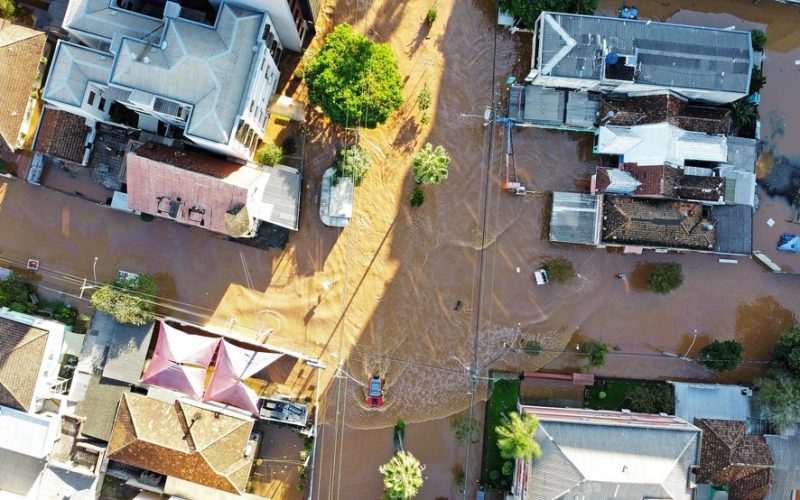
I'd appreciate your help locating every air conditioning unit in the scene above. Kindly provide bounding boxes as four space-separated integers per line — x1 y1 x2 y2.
742 388 753 396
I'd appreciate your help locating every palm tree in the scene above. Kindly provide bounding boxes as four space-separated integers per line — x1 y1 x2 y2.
495 412 542 461
412 143 450 185
379 450 425 499
731 100 757 129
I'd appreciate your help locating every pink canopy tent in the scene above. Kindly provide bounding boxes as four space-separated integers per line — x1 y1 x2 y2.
203 340 283 415
140 323 220 398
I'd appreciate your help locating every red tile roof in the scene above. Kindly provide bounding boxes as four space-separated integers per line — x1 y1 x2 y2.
34 108 90 164
0 23 46 151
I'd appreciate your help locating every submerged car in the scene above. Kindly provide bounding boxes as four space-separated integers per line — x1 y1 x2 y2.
367 375 384 408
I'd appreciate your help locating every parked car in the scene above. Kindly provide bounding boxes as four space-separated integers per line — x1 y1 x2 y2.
533 269 549 286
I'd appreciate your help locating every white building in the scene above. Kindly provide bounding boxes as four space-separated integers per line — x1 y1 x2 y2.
527 12 753 104
45 1 284 160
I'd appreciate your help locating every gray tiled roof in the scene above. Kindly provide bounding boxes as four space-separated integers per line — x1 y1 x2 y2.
63 0 164 42
108 4 263 144
74 373 128 441
550 192 600 245
529 420 700 500
43 42 112 108
538 12 752 93
711 204 753 255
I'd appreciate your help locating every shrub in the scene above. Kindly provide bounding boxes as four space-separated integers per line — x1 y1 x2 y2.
450 414 478 443
140 213 154 222
542 257 575 283
488 470 500 481
0 0 19 19
410 187 425 207
334 144 371 185
497 0 598 30
647 262 683 294
417 87 432 111
412 143 450 184
453 464 465 490
90 274 158 325
772 325 800 376
625 384 676 414
305 24 403 128
501 461 513 477
53 304 77 326
281 136 297 156
580 339 609 368
420 111 431 125
700 340 745 372
425 6 438 24
750 67 767 94
751 29 767 51
0 273 35 313
523 340 542 356
255 142 283 166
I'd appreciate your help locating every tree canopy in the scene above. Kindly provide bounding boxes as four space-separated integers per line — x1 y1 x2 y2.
754 374 800 432
90 274 158 325
0 273 35 313
334 144 371 185
542 257 575 283
495 411 542 461
255 142 283 166
772 325 800 376
497 0 598 30
625 384 676 414
580 339 609 368
699 340 744 372
0 0 18 18
412 143 450 185
306 24 403 129
379 450 425 499
647 262 684 294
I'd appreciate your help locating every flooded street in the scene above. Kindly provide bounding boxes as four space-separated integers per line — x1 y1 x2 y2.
1 0 800 497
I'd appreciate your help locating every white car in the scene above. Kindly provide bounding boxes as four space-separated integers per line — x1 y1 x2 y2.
533 269 549 286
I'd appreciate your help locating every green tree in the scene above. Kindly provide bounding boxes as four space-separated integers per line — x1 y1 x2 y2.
731 100 758 129
306 24 403 128
0 273 35 313
750 67 767 94
497 0 598 30
495 411 542 461
412 143 450 185
580 339 609 368
754 374 800 432
542 257 575 283
425 6 438 24
379 450 425 500
647 262 684 294
0 0 19 18
255 142 283 166
772 325 800 376
90 274 158 325
452 464 465 490
699 340 744 372
523 340 542 356
625 384 676 414
409 187 425 207
416 87 432 112
334 144 371 185
751 29 767 51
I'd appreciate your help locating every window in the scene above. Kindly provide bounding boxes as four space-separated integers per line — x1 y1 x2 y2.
87 91 96 106
99 97 106 111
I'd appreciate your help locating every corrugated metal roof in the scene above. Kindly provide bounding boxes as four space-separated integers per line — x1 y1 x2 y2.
523 86 564 125
43 41 112 108
253 165 301 231
85 312 154 385
711 204 753 255
529 419 699 500
765 435 800 500
670 382 752 424
564 91 600 128
63 0 164 42
538 12 752 94
597 123 727 165
549 192 600 245
108 4 264 144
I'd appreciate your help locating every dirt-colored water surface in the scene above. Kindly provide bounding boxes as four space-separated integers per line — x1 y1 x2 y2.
2 0 800 497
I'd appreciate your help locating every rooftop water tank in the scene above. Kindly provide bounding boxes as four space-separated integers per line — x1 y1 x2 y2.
606 52 620 65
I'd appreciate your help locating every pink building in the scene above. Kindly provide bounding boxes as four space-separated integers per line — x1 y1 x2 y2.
125 143 300 236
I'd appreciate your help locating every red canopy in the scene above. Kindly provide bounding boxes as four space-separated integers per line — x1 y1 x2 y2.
202 340 282 415
140 323 220 398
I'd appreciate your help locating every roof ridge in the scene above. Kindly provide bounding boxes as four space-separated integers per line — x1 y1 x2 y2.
0 326 48 355
658 431 698 496
0 30 46 49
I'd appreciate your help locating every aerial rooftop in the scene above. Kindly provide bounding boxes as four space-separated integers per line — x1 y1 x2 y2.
602 94 731 135
534 12 752 94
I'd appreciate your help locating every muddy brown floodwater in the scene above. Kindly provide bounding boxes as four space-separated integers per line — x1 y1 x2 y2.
2 0 800 497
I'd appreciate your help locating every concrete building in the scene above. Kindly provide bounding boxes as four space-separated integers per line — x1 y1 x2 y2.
46 1 284 160
511 405 701 500
527 12 753 104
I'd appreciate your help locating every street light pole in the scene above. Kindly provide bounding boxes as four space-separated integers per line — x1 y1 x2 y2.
681 329 698 361
92 256 98 283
